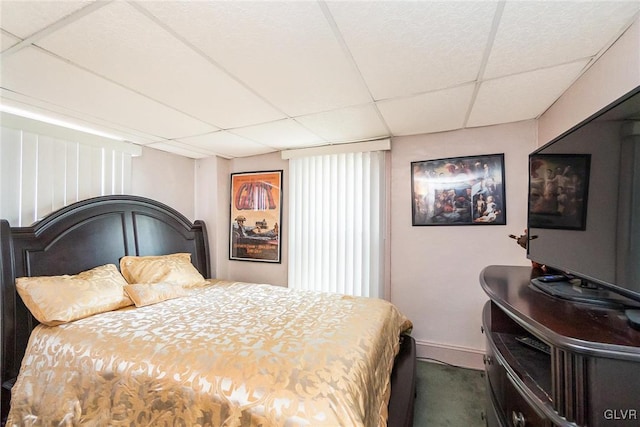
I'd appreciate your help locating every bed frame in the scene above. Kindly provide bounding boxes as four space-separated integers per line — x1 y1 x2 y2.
0 195 415 426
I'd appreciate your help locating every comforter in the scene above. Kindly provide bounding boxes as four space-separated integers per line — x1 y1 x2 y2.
7 281 412 426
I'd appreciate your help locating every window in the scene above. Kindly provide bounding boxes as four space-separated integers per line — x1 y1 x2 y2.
287 145 388 298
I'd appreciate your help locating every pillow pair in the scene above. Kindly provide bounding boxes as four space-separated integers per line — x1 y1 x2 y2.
17 253 206 326
120 253 208 307
120 252 207 289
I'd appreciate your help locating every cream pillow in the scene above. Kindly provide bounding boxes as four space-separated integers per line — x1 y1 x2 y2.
16 264 133 326
119 253 207 288
124 282 190 307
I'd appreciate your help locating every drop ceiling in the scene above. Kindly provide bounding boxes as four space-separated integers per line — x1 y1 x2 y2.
1 1 639 159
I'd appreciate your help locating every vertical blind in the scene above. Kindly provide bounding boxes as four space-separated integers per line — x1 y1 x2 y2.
0 113 138 226
288 150 386 298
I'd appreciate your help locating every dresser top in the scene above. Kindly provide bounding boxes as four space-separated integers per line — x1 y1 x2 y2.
481 265 640 359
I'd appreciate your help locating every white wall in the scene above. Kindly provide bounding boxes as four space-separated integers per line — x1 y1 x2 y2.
130 145 288 285
202 151 289 287
131 145 195 219
389 121 537 369
194 155 223 279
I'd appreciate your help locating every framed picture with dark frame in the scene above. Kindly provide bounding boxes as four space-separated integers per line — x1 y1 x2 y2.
411 153 506 226
528 154 590 230
229 170 283 262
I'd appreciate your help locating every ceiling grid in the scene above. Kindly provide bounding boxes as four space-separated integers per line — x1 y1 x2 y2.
0 0 638 158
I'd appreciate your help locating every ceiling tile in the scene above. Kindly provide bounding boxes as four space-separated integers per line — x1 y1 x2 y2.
295 104 389 143
468 61 590 128
0 0 94 38
1 30 20 52
1 47 217 140
327 1 498 100
485 1 640 79
177 131 275 159
377 85 476 136
139 1 372 117
36 1 285 130
146 141 212 160
231 119 325 150
1 1 638 159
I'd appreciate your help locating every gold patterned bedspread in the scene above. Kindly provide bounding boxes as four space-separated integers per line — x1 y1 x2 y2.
7 281 412 426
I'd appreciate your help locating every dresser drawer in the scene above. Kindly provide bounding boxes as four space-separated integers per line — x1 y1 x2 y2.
485 339 506 410
485 373 507 427
485 334 551 427
503 369 552 427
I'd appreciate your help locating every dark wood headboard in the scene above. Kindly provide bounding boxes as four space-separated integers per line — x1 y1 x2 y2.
0 195 210 420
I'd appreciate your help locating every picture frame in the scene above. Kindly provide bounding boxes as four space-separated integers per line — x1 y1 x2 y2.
229 170 283 262
411 153 506 226
528 154 590 230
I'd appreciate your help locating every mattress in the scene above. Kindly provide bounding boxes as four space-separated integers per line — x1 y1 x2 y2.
7 280 412 426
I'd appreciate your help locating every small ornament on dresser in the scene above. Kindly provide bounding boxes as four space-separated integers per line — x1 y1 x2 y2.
508 229 544 270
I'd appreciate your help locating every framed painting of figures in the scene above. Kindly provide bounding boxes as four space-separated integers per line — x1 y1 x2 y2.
411 154 506 226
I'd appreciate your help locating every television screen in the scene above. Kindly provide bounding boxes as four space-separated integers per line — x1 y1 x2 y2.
527 86 640 305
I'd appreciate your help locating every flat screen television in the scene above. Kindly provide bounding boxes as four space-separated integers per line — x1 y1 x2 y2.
527 85 640 314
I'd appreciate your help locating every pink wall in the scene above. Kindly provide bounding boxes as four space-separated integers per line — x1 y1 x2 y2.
131 145 195 218
389 121 536 368
197 152 290 287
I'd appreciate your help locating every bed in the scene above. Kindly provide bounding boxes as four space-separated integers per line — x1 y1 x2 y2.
0 195 415 426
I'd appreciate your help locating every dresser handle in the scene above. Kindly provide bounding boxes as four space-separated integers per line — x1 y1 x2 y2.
512 410 526 427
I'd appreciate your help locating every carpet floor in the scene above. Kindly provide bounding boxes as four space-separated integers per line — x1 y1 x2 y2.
412 359 486 427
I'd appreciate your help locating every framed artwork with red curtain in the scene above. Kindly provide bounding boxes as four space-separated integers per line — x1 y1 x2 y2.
229 170 283 262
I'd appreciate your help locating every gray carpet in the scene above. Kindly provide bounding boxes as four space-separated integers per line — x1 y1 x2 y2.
413 359 486 427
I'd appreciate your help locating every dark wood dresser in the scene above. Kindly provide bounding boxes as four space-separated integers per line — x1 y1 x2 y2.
480 265 640 427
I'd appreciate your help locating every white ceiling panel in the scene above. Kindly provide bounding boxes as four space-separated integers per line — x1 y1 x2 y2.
327 1 498 100
146 141 212 159
485 1 640 79
1 47 217 140
468 61 590 128
36 1 285 130
0 0 94 38
1 1 638 159
296 104 389 143
378 85 476 136
139 1 372 117
231 119 325 150
0 30 20 52
177 131 274 159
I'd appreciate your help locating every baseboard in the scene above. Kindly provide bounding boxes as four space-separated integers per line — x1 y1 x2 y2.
415 339 485 371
